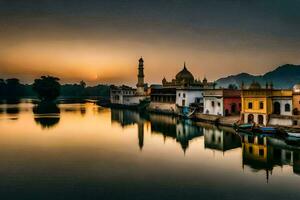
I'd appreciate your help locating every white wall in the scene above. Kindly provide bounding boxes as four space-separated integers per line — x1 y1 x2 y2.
203 96 224 116
123 96 145 105
176 90 204 107
110 89 136 105
269 117 293 126
272 98 292 116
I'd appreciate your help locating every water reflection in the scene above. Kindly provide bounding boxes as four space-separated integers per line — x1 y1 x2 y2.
111 109 203 152
202 123 241 152
110 108 300 179
4 99 21 120
111 109 146 149
1 102 300 199
149 114 203 153
33 102 60 129
240 133 300 181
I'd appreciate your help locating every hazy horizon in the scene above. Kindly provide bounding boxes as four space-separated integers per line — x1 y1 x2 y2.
1 0 300 85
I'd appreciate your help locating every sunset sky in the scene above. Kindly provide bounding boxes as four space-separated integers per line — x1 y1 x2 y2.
0 0 300 85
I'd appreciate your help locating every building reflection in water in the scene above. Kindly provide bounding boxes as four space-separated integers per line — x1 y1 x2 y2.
149 114 203 153
240 133 300 182
33 102 60 129
111 109 203 152
111 109 146 150
203 123 241 153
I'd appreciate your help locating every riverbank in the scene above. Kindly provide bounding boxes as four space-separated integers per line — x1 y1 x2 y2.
193 113 240 127
149 109 300 132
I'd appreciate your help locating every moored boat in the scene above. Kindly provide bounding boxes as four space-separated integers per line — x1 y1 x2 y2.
285 132 300 145
177 106 196 119
233 123 286 136
287 132 300 138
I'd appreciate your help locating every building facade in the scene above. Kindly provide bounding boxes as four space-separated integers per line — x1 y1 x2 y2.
241 81 293 126
176 88 205 113
293 84 300 115
203 89 241 116
110 85 137 105
148 87 177 114
152 63 215 115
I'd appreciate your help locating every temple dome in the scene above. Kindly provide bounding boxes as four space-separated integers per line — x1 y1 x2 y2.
175 63 194 83
249 81 261 89
293 84 300 93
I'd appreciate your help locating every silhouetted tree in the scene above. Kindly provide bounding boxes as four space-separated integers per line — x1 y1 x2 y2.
228 84 238 90
33 76 61 101
0 79 5 98
5 78 23 98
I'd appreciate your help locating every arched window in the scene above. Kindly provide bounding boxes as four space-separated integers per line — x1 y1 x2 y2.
273 102 281 114
248 114 254 123
259 102 264 109
248 102 253 109
285 103 291 112
258 115 264 125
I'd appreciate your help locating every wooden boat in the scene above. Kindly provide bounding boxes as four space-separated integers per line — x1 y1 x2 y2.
177 106 196 119
233 123 254 134
233 123 286 136
285 132 300 145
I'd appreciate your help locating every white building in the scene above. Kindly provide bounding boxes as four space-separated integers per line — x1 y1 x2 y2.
203 89 241 116
203 91 224 116
110 58 148 107
110 85 145 106
176 88 204 108
272 97 293 116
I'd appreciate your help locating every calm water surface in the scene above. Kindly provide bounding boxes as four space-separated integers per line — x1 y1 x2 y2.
0 100 300 200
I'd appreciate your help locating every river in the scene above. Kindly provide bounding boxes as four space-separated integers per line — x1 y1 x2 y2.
0 100 299 200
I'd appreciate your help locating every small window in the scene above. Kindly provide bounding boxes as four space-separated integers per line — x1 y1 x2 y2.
259 149 264 157
218 102 221 107
211 101 215 107
293 120 298 126
259 102 264 109
285 104 291 112
178 93 181 97
183 93 186 98
248 102 253 109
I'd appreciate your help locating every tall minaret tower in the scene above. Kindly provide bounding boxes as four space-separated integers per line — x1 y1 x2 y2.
136 57 145 95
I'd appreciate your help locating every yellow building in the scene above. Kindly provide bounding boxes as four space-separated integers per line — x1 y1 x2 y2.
241 81 292 125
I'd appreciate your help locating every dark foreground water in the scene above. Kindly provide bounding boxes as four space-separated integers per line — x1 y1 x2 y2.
0 100 300 200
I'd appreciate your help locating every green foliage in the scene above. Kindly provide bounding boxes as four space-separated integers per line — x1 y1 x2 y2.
33 76 61 101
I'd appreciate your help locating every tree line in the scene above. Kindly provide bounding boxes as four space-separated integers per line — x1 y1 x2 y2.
0 76 110 101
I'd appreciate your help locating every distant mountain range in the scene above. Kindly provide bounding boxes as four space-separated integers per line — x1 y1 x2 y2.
216 64 300 89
